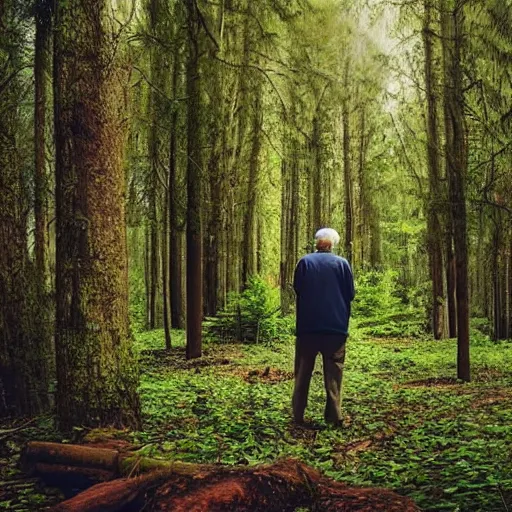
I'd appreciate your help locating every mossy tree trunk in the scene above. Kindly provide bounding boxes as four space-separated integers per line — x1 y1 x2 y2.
0 0 50 417
53 0 141 429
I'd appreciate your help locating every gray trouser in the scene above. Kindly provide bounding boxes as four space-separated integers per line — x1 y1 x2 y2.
292 333 347 423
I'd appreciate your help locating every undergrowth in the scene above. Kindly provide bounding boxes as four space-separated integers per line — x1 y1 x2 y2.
130 327 512 512
2 329 511 511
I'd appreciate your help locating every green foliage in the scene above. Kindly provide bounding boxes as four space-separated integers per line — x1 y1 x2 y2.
4 330 512 511
353 270 403 316
204 276 295 344
130 330 512 512
352 270 427 338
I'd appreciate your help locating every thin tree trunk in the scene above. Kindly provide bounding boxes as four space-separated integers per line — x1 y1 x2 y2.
280 159 291 315
54 0 141 429
34 0 52 288
445 220 457 337
423 0 445 339
162 188 171 349
185 0 203 359
206 149 221 315
149 210 158 329
169 50 184 329
342 99 353 263
144 226 151 329
147 0 162 331
242 88 263 286
312 116 322 231
357 106 366 269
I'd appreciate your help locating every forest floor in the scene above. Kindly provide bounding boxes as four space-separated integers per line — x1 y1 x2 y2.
1 325 512 511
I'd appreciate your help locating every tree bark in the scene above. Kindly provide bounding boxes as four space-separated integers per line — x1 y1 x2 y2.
162 189 171 349
185 0 203 359
206 148 221 315
312 116 322 231
53 0 141 429
242 87 263 286
169 48 184 329
342 97 354 264
34 0 52 288
441 0 470 381
445 219 457 337
423 0 446 339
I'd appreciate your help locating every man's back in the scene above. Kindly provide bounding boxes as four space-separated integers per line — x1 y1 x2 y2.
293 252 355 336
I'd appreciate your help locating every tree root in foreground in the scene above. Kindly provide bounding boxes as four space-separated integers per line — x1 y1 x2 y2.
22 441 420 512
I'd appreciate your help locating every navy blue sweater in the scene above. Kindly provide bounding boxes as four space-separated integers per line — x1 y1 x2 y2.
293 252 355 336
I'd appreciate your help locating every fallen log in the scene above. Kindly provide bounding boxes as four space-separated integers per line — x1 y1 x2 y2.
22 441 421 512
21 441 210 489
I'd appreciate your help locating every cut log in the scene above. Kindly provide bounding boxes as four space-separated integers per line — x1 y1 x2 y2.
22 442 421 512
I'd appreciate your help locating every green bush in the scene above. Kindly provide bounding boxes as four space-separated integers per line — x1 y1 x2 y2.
353 270 403 317
204 276 294 344
352 270 427 338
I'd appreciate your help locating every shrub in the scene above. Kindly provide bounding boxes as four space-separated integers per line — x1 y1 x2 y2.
204 276 294 344
352 270 427 338
352 270 403 317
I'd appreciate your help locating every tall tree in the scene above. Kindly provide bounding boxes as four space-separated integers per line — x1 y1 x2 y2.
422 0 446 339
441 0 470 381
185 0 203 359
342 59 354 264
34 0 52 288
53 0 141 428
242 85 263 286
169 43 184 329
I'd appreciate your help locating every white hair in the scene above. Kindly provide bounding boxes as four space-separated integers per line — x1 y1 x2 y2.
314 228 340 246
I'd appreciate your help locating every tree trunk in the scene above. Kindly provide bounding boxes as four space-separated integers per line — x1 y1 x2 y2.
312 116 322 231
242 88 263 286
0 0 50 416
147 0 163 331
206 149 221 315
357 106 366 269
53 0 141 429
445 220 457 337
162 189 171 349
280 158 291 315
145 226 151 328
169 50 184 329
441 0 470 381
185 0 203 359
34 0 52 288
342 97 354 263
423 0 446 339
